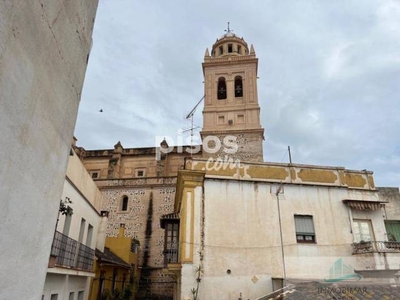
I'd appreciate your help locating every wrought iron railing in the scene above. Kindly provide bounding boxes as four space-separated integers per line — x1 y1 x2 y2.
352 241 400 254
163 241 179 266
76 243 95 270
50 231 94 271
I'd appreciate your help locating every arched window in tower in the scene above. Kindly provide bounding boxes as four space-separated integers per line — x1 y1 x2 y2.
217 77 227 100
235 76 243 97
121 195 128 211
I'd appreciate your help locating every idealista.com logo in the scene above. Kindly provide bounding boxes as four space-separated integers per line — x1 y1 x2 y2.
155 135 238 160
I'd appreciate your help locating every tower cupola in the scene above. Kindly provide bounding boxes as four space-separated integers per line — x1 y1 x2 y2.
211 30 249 57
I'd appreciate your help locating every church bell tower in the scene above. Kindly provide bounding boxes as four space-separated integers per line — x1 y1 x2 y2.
201 27 264 162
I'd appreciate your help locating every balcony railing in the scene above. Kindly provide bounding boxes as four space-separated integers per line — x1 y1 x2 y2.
352 241 400 254
163 241 179 266
50 231 94 271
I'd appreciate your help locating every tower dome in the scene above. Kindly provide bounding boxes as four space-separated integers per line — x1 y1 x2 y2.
211 28 249 57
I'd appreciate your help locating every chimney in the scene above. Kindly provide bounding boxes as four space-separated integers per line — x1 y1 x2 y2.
118 223 126 238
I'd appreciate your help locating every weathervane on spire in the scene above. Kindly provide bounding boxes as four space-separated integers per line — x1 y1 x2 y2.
225 22 233 33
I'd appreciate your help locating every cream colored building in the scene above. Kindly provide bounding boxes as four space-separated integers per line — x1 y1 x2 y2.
0 2 98 299
42 149 108 300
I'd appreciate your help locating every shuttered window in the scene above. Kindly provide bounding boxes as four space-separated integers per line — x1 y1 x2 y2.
294 215 316 243
385 220 400 241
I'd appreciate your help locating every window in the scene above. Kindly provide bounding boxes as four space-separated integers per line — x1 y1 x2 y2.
164 222 179 263
112 269 118 291
86 224 93 247
69 292 75 300
353 219 373 242
77 291 84 300
218 116 225 124
235 76 243 97
91 171 99 179
121 196 128 211
294 215 316 243
219 46 223 55
385 220 400 241
62 213 72 236
136 169 145 177
50 295 58 300
237 45 242 54
228 44 233 53
217 77 227 100
78 218 86 243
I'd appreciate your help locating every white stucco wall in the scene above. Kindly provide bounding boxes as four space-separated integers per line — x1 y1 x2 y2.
42 273 90 300
0 1 98 299
57 178 101 248
180 179 398 300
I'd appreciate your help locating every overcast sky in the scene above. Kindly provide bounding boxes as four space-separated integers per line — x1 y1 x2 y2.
74 0 400 187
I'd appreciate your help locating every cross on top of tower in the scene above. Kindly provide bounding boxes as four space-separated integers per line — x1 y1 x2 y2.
224 22 233 34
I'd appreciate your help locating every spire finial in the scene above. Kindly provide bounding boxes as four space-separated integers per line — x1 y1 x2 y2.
224 22 233 33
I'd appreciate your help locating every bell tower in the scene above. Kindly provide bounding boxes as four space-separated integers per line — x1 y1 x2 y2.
201 27 264 162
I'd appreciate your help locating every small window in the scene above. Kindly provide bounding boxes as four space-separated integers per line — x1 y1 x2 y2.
219 46 223 55
235 76 243 97
294 215 315 243
217 77 227 100
51 295 58 300
228 44 233 53
136 170 144 177
91 172 99 179
218 116 225 124
237 45 242 54
121 196 128 211
69 292 75 300
77 291 84 300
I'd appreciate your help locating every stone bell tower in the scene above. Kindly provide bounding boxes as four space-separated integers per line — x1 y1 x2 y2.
201 27 264 162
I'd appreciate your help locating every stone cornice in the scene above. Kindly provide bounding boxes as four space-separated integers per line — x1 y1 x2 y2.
185 158 375 190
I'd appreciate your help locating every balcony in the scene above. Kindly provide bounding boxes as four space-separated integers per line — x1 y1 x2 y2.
352 241 400 254
50 231 95 272
163 241 179 267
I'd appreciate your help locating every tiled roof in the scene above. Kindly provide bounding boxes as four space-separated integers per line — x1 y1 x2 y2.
258 281 400 300
95 247 131 269
160 213 180 229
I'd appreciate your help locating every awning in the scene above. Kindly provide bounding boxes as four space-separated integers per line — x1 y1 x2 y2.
160 213 180 229
343 199 387 211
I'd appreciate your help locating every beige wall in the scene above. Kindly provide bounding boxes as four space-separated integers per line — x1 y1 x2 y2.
0 1 98 299
179 178 398 300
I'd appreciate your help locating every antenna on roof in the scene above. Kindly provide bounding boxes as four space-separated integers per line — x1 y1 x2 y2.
183 95 205 156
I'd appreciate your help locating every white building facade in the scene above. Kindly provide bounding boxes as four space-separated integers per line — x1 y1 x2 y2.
42 150 107 300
